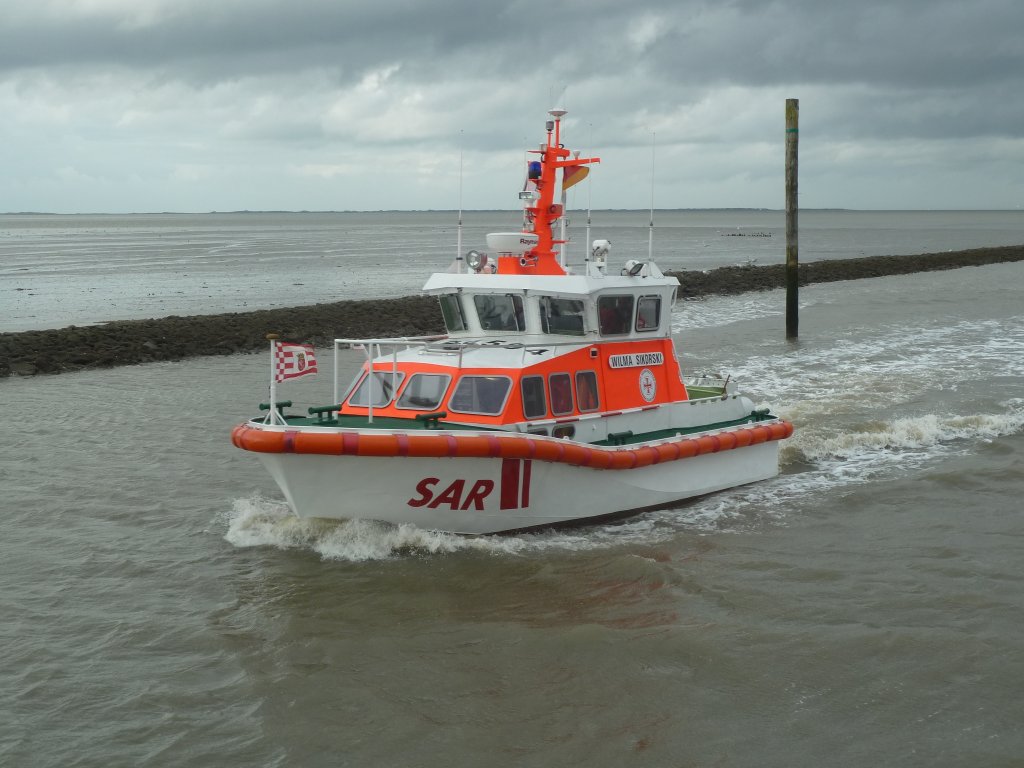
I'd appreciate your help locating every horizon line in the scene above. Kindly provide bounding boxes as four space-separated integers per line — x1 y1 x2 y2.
3 207 1022 216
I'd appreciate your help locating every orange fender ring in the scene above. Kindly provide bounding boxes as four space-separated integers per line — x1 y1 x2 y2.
294 431 346 455
560 442 590 466
733 429 754 448
607 450 638 470
583 449 615 470
350 433 401 457
654 442 682 463
232 420 795 470
632 445 661 468
716 431 739 451
748 425 771 444
450 435 501 458
232 425 286 453
497 437 538 461
532 440 566 463
696 435 721 455
676 439 701 459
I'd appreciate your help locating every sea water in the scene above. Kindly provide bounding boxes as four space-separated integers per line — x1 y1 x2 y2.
3 209 1024 332
1 214 1023 766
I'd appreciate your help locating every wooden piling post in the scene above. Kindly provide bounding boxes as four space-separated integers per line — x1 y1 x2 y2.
785 98 799 339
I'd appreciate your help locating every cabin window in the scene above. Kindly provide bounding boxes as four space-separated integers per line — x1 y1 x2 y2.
449 375 512 416
552 424 576 439
396 373 451 410
439 294 466 332
474 294 525 332
540 296 585 336
575 370 600 412
347 371 406 408
521 375 547 419
549 373 574 416
636 296 661 332
598 295 635 336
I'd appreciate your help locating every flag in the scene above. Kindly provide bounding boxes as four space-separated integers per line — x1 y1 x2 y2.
562 165 589 191
274 342 318 382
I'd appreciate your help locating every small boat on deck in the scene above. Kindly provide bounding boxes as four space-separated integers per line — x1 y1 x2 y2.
231 108 793 534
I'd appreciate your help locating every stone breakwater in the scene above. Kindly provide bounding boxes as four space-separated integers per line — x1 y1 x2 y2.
669 245 1024 298
3 245 1023 377
1 296 443 378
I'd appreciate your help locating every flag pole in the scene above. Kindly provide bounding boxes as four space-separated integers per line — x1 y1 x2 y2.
267 333 279 424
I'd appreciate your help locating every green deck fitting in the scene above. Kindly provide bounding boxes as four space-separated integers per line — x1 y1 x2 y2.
685 386 727 399
591 411 777 446
414 411 448 429
259 400 293 411
307 404 340 424
607 430 635 446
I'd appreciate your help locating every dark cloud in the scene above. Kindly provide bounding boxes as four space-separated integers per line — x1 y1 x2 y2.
1 0 1022 211
5 0 1022 88
639 0 1024 90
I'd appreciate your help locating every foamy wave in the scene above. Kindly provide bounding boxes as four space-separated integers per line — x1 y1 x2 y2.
672 293 782 330
220 495 688 560
654 474 813 532
662 403 1024 529
697 316 1024 406
792 408 1024 463
222 495 533 560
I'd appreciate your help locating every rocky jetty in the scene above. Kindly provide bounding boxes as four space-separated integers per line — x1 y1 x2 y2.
668 244 1024 298
2 245 1022 377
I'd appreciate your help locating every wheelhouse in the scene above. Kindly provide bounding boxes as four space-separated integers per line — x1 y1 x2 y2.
335 272 685 433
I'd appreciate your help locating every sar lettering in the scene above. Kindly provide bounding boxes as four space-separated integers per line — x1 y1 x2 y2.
407 478 495 510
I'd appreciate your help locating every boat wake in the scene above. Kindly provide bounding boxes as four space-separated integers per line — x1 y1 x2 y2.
222 495 526 561
220 402 1023 560
788 406 1024 464
221 494 693 561
672 292 782 331
668 401 1024 530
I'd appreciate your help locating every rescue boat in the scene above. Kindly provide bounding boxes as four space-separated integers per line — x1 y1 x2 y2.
231 108 794 534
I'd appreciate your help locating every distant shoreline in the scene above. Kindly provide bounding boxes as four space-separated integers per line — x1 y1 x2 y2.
3 207 1021 216
2 245 1022 378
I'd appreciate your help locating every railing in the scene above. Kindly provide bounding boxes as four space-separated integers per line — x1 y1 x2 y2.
332 334 609 422
333 335 446 423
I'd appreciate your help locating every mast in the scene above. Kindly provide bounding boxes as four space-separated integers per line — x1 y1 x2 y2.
495 108 600 276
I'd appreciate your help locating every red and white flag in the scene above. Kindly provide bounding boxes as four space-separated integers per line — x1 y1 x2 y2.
274 342 318 382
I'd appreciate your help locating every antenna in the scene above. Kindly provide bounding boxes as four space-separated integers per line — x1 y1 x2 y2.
585 122 593 264
558 151 578 269
456 130 464 273
648 131 656 262
550 85 568 115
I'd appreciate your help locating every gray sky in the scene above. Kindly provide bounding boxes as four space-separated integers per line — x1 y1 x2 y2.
2 0 1022 213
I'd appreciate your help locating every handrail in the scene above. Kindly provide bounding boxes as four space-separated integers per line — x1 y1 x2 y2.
334 334 447 346
335 335 602 355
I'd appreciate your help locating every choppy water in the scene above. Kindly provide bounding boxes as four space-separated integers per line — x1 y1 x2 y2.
3 209 1023 332
2 228 1022 766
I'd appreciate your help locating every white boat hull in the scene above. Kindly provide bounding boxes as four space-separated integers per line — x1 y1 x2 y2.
255 439 781 534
